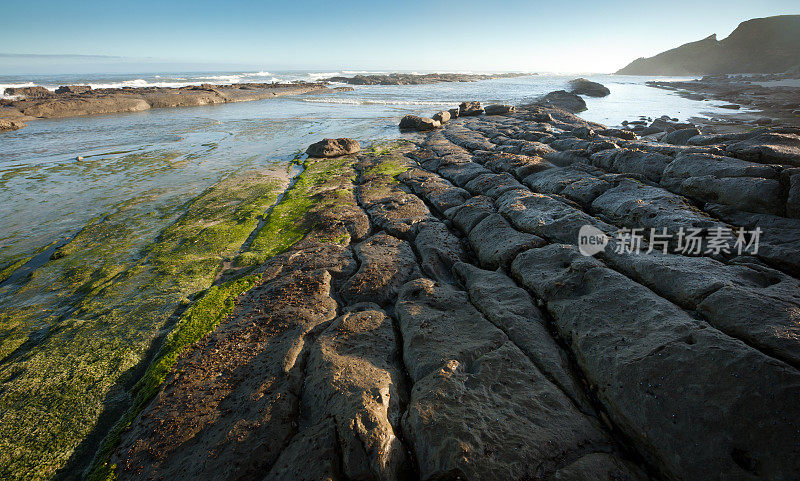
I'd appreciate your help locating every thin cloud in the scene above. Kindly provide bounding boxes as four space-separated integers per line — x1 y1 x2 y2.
0 53 125 59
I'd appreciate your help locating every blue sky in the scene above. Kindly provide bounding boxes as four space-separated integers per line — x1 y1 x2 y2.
1 0 797 74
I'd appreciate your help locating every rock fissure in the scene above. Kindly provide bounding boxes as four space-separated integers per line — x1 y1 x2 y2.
100 105 800 481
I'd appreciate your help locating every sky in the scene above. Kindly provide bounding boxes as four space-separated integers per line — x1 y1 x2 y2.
1 0 798 74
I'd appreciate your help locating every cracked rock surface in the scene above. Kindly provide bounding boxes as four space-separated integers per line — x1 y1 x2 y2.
113 104 800 481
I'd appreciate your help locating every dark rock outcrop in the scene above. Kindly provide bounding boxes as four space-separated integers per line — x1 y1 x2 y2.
458 101 484 116
3 86 51 98
54 85 92 94
617 15 800 75
3 82 329 121
104 104 800 481
306 138 361 157
324 72 525 85
399 115 441 131
568 78 610 97
483 104 516 115
538 90 587 112
662 127 701 145
0 119 27 132
431 110 450 123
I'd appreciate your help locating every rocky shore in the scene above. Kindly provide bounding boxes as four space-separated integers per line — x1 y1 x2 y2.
0 82 329 130
69 100 800 481
646 73 800 127
323 72 526 85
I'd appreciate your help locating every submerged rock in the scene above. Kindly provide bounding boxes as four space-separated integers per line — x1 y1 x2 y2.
568 78 611 97
306 138 361 157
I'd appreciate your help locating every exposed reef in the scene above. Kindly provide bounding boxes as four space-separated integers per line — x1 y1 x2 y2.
0 82 329 129
70 103 800 481
645 74 800 127
323 72 526 85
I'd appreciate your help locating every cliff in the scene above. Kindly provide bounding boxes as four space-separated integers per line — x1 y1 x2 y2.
616 15 800 75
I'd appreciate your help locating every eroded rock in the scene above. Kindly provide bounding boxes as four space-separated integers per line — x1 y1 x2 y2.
306 138 361 157
568 78 611 97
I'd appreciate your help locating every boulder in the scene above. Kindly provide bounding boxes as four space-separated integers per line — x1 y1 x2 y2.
306 138 361 157
458 101 484 116
598 128 637 140
483 104 516 115
568 78 611 97
448 107 460 119
431 110 451 123
55 85 92 95
0 119 26 132
3 86 51 98
399 114 440 131
661 127 701 145
648 117 676 133
538 90 587 113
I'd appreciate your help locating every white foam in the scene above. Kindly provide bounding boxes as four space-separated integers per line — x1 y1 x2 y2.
1 82 49 99
87 79 205 89
306 72 341 81
342 70 387 75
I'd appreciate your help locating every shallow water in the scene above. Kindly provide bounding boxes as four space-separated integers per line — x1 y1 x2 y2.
0 72 749 263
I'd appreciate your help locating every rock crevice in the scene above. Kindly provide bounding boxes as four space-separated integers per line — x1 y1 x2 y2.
110 104 800 481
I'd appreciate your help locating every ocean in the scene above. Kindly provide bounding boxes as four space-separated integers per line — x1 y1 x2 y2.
0 70 748 264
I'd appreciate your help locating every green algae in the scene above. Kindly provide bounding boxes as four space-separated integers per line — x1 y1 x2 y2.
241 155 355 265
1 149 376 480
88 155 363 480
0 168 284 481
85 274 259 481
366 138 414 156
0 256 33 284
